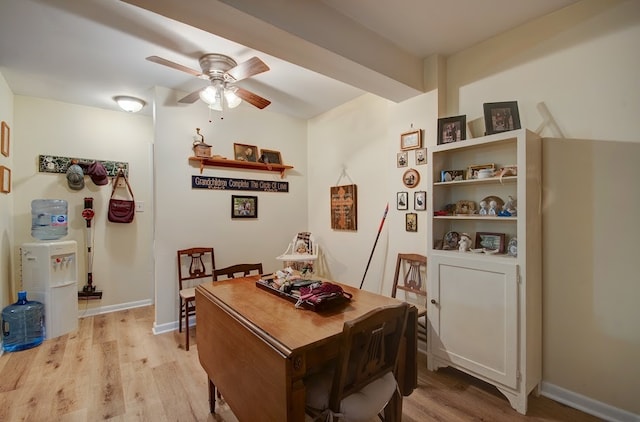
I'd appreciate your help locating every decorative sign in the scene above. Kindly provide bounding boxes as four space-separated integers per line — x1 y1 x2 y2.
330 184 357 231
192 175 289 193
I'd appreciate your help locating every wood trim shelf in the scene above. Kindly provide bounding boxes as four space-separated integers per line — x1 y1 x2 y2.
189 157 294 178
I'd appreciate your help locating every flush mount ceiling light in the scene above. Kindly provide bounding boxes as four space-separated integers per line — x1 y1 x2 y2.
114 96 146 113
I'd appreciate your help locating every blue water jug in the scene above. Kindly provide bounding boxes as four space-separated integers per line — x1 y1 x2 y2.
31 199 68 241
2 291 45 352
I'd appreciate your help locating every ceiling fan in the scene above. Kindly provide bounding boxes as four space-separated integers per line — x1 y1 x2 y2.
146 53 271 110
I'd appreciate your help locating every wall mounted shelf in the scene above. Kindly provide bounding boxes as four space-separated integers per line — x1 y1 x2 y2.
189 156 293 178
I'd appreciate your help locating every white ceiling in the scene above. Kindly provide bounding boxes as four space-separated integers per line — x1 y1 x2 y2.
0 0 579 119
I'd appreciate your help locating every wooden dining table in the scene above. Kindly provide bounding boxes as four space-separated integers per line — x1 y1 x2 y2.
195 275 419 422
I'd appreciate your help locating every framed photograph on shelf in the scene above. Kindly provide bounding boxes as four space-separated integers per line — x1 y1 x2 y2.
0 166 11 193
259 149 282 165
415 148 427 165
437 115 466 144
405 213 417 232
233 143 259 162
231 195 258 219
414 191 426 211
402 168 420 188
397 151 408 168
483 101 521 135
440 169 464 182
400 129 422 151
475 232 506 253
1 121 9 157
397 191 408 210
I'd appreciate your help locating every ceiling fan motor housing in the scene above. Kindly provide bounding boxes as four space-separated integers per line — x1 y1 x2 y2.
199 54 237 81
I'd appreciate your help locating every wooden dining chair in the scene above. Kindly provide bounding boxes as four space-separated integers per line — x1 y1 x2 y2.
305 302 409 421
391 253 427 343
213 263 263 280
177 247 215 351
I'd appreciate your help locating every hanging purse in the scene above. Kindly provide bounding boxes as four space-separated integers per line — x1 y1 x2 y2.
108 169 135 223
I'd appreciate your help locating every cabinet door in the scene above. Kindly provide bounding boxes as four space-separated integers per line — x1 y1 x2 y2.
429 254 518 388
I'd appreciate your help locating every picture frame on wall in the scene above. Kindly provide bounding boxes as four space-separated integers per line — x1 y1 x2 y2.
415 148 427 165
397 151 408 168
483 101 521 135
402 168 420 188
405 213 417 232
400 129 422 151
231 195 258 219
414 191 426 211
0 166 11 193
1 121 9 157
397 191 408 210
233 143 259 162
259 149 282 165
437 115 466 144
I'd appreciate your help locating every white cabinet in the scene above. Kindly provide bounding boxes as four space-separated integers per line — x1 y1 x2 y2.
426 129 541 414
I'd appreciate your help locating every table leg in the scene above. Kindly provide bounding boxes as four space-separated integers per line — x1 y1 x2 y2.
208 378 216 414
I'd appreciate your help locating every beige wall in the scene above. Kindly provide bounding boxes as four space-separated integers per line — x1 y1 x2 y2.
306 0 640 417
0 74 14 309
151 86 309 329
11 97 155 312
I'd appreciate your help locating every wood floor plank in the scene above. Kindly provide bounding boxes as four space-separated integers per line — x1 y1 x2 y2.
0 305 606 421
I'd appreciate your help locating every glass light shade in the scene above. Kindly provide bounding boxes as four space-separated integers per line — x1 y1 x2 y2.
225 88 242 108
199 86 217 104
115 96 145 113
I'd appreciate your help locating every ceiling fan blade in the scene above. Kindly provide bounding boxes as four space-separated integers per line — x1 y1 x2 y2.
146 56 207 79
226 57 270 82
179 88 205 104
235 87 271 109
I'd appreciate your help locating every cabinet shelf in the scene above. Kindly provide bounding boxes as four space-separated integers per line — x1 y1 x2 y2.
189 156 294 178
434 215 516 221
434 176 517 187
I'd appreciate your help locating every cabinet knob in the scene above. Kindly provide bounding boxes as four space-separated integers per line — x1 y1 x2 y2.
430 299 437 305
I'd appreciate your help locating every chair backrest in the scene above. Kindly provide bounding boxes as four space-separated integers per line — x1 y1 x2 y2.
177 247 215 291
328 302 409 411
391 253 427 298
213 263 263 281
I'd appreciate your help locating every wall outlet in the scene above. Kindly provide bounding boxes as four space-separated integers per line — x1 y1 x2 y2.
135 201 144 212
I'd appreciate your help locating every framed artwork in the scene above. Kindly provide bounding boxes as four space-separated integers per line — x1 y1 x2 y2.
483 101 521 135
437 115 466 144
330 184 357 231
1 121 9 157
402 168 420 188
396 151 408 168
414 191 426 211
405 213 417 232
233 143 259 162
400 129 422 151
259 149 282 165
397 191 408 210
231 195 258 218
0 166 10 193
475 232 506 253
467 163 495 180
415 148 427 165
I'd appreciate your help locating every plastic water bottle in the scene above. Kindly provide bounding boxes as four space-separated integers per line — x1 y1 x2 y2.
2 291 45 352
31 199 68 240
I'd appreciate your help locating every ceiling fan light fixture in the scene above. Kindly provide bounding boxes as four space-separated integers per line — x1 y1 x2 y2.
114 96 145 113
199 86 218 105
225 87 242 109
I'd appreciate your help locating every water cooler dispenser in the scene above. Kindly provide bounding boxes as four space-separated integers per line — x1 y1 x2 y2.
21 240 79 339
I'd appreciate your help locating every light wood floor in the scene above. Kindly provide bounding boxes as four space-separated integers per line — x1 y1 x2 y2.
0 305 602 421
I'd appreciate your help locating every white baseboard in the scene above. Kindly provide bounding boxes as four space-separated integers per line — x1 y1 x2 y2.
77 298 153 318
153 315 195 335
540 381 639 422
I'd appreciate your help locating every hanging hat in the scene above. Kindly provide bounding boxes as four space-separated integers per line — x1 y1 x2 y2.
66 164 85 190
86 161 109 186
